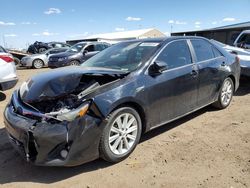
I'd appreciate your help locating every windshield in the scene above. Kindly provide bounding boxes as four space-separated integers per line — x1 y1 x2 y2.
81 41 161 72
67 43 86 53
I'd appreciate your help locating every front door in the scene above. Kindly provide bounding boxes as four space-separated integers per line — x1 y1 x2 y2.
147 40 199 127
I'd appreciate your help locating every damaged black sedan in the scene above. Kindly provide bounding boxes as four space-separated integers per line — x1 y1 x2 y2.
4 37 240 166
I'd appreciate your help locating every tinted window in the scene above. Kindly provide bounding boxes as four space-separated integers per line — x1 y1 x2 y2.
85 45 95 52
212 47 223 58
156 40 192 69
95 44 106 51
191 39 214 62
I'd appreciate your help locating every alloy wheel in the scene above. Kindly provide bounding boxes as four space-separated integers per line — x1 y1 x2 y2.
33 59 43 69
221 79 233 106
108 113 138 155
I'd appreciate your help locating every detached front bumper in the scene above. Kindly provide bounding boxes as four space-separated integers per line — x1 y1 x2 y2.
4 92 103 166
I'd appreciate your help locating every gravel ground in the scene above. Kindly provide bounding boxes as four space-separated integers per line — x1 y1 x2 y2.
0 68 249 188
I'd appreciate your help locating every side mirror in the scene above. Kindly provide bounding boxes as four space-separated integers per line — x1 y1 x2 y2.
148 61 168 76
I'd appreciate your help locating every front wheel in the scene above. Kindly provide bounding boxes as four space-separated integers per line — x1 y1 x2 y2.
99 107 142 163
213 77 234 109
33 59 44 69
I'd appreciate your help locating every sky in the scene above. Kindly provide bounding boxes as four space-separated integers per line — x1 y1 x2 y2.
0 0 250 49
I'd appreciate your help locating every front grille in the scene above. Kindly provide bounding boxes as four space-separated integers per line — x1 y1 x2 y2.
49 57 58 61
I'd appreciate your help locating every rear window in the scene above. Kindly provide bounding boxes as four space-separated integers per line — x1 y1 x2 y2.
191 39 214 62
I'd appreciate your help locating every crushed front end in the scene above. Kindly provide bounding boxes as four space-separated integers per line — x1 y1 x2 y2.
4 91 104 166
3 68 123 166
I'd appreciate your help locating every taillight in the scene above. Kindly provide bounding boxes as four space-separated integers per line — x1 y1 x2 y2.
0 55 14 63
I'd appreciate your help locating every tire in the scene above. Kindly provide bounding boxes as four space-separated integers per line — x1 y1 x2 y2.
69 60 80 66
38 47 47 53
100 107 142 163
32 59 44 69
13 57 20 66
212 77 234 109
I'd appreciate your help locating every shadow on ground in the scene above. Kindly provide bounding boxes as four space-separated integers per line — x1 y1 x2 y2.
235 76 250 96
0 79 249 185
0 92 6 102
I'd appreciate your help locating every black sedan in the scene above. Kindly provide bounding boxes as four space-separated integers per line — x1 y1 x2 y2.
48 42 110 68
4 37 240 166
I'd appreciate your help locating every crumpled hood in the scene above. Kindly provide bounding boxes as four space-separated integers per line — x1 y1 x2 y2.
19 66 126 103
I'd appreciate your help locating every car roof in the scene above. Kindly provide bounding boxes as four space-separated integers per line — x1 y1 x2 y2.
116 36 209 44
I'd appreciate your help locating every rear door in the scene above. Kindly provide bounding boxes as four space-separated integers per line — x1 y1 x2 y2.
190 39 226 107
147 39 199 126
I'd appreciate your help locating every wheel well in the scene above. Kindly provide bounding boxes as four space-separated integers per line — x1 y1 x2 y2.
113 102 147 134
228 75 236 91
32 58 44 65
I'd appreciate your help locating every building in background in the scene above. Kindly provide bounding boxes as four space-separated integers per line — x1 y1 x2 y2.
66 28 166 45
172 21 250 45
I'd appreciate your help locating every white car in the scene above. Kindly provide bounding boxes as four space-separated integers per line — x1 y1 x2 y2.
234 30 250 49
212 39 250 76
0 46 18 91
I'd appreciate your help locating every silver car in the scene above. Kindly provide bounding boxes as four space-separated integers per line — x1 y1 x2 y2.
21 47 68 69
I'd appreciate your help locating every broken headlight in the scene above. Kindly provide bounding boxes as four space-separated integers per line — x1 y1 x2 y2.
56 102 90 122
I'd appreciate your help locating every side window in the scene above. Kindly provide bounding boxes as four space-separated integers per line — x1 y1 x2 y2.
156 40 192 69
212 47 223 58
54 43 63 48
95 44 104 51
191 39 214 62
85 45 95 52
244 34 250 45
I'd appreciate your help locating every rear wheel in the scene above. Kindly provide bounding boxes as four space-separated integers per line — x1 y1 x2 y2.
100 107 142 163
213 77 234 109
33 59 44 69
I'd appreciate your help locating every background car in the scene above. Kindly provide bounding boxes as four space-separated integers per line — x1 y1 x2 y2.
27 41 71 54
212 39 250 76
233 30 250 49
0 46 18 91
48 42 110 68
21 47 69 69
4 37 240 166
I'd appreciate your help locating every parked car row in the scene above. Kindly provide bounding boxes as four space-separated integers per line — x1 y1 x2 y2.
21 47 69 69
21 41 110 69
3 36 241 167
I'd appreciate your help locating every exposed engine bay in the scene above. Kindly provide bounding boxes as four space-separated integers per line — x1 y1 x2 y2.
18 72 124 121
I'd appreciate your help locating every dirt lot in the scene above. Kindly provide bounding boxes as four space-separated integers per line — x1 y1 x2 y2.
0 68 249 188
